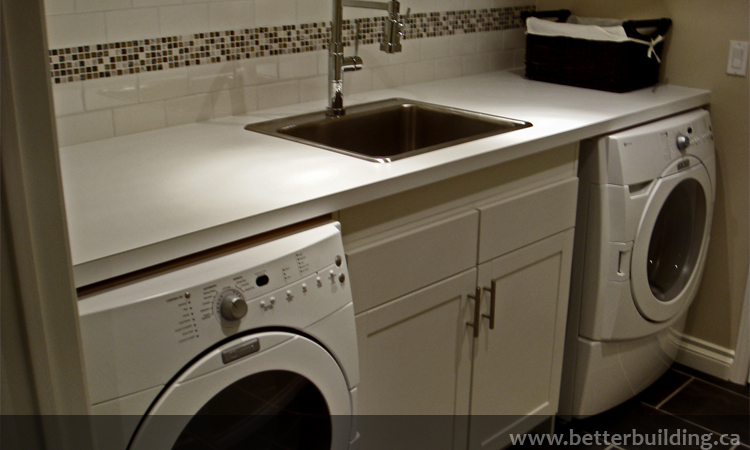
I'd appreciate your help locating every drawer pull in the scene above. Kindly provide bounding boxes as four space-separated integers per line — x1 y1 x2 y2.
467 287 483 338
482 280 497 330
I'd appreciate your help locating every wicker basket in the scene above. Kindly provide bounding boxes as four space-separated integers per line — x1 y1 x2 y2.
521 10 672 93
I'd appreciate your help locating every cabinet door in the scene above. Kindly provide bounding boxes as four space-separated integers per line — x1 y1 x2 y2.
355 269 477 450
346 210 479 314
469 230 574 450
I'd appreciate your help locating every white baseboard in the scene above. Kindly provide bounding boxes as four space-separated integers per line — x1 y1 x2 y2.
674 333 734 380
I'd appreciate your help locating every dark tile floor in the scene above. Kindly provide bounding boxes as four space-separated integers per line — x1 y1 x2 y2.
511 364 750 449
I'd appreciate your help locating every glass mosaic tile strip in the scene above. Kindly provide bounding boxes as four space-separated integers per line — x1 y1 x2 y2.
49 6 533 84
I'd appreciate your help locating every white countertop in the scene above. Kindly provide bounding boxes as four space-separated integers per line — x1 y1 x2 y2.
60 70 710 287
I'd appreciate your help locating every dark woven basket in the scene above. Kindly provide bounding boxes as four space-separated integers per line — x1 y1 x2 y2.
521 10 672 93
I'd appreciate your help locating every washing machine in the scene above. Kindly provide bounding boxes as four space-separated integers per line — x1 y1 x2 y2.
77 222 360 450
559 109 716 418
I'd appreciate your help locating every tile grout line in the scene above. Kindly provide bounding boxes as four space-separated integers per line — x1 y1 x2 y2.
672 368 750 400
649 403 741 441
654 376 694 410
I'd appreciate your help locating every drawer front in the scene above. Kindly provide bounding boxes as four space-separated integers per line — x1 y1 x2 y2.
346 210 479 314
478 177 578 264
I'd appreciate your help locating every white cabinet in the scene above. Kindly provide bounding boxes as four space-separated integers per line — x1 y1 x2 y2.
339 144 579 450
469 230 574 450
355 269 476 450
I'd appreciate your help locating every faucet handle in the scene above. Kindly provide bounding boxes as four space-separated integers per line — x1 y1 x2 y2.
381 5 407 53
399 8 410 35
342 20 364 72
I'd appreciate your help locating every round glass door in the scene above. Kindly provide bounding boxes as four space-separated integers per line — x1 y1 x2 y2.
172 370 331 450
646 178 706 302
128 332 353 450
630 163 713 323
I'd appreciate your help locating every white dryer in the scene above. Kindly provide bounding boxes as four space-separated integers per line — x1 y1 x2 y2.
77 222 360 450
560 109 715 418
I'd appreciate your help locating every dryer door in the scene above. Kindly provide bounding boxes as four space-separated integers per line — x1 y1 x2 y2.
129 331 353 450
630 162 713 322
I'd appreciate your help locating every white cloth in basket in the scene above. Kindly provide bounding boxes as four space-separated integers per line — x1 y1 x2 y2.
526 16 629 42
525 16 665 62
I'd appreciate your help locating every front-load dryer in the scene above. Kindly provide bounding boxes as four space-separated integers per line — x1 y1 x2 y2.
559 109 715 418
77 222 360 450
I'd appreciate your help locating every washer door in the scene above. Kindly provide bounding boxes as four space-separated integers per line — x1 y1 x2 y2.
129 331 352 450
630 163 712 322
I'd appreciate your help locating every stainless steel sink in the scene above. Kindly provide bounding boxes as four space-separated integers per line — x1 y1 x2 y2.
245 98 532 163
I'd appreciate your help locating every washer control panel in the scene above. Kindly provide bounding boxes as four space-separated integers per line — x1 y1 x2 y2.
77 223 352 405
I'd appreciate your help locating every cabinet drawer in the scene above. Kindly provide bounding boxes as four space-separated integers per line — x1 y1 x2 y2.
346 210 479 314
478 177 578 263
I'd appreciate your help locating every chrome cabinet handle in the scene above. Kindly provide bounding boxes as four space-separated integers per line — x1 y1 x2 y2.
482 280 497 330
467 286 482 338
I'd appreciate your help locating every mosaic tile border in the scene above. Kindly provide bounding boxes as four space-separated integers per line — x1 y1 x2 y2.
49 6 533 85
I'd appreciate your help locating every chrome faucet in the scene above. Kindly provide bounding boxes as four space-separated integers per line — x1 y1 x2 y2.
327 0 408 116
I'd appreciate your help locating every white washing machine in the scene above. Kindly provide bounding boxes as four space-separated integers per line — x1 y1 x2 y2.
77 222 360 450
559 109 716 418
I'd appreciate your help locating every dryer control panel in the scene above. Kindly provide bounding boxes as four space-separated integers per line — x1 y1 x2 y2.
604 109 714 186
77 222 352 405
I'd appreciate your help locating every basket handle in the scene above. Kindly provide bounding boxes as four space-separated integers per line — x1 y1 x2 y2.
521 9 571 24
622 18 672 40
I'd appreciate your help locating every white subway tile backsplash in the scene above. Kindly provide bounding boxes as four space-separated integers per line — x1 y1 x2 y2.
83 74 139 110
462 52 491 76
208 1 255 32
371 65 405 90
296 0 328 24
389 40 421 65
257 80 299 110
46 12 107 48
47 3 535 143
212 87 258 117
434 56 463 80
477 30 505 53
159 4 210 36
430 0 464 13
503 28 526 49
255 0 296 27
56 110 115 146
463 50 515 76
165 93 214 126
52 82 85 116
75 0 131 13
343 68 373 95
420 36 450 61
316 50 328 75
132 0 181 7
298 76 328 103
404 60 435 85
358 43 391 68
188 62 238 94
45 0 76 16
279 53 318 80
449 33 478 57
105 8 160 43
113 102 167 136
236 57 279 86
139 69 190 102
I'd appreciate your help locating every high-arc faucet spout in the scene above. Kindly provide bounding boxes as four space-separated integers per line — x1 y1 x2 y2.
327 0 406 116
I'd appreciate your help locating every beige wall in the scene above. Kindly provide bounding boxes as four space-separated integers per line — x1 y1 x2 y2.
537 0 750 350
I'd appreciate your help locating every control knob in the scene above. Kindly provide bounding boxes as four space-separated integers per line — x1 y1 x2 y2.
676 134 690 150
219 290 248 321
